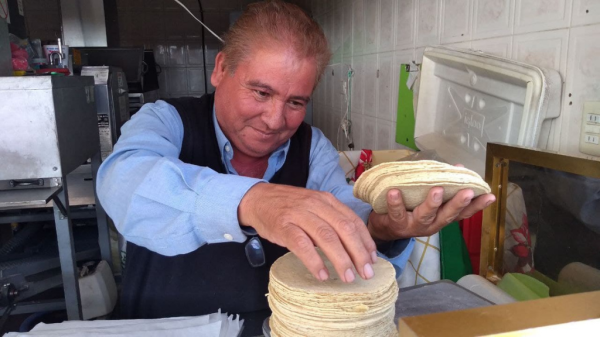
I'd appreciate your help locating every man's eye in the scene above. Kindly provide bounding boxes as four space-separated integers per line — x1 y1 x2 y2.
254 90 269 98
289 100 304 108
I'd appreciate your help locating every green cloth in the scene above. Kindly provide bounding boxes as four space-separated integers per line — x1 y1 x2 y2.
440 222 473 282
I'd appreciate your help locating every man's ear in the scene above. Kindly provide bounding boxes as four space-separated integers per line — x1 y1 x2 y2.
211 52 228 88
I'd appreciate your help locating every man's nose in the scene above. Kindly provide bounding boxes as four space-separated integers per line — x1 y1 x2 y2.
262 99 286 131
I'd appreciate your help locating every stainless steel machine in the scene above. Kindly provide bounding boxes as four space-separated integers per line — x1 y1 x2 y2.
0 76 111 321
81 66 130 160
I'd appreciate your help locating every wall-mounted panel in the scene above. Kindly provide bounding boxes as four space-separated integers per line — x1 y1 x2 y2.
562 24 600 158
393 49 416 122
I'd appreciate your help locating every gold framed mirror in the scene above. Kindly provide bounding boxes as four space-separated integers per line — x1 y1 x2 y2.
481 143 600 297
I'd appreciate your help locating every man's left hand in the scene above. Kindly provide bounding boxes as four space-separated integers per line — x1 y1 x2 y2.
367 187 496 243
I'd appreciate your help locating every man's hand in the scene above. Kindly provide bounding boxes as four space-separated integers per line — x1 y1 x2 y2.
368 187 496 242
238 183 378 283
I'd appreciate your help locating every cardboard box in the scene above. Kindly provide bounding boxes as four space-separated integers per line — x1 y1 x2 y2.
398 291 600 336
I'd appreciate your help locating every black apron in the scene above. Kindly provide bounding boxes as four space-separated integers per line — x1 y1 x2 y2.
119 94 312 335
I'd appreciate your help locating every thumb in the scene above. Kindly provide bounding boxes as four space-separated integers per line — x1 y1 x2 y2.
387 189 407 224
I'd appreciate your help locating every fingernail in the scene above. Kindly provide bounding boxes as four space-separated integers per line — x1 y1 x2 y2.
364 263 374 279
345 268 355 283
434 192 442 203
390 190 400 200
464 196 473 204
371 251 378 264
485 200 494 207
319 269 329 281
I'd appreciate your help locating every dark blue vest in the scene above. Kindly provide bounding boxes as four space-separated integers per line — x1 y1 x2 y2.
119 94 312 334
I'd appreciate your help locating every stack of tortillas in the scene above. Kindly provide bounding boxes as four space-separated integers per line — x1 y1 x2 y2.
268 251 398 337
353 160 491 214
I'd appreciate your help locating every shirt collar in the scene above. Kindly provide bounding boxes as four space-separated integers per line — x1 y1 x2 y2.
212 106 292 168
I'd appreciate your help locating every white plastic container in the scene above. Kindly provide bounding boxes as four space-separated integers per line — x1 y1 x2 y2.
414 46 562 176
457 274 516 305
79 260 117 320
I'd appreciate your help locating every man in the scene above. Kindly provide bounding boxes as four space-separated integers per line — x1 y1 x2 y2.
97 0 494 333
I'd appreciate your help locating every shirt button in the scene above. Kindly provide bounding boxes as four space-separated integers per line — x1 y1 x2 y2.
224 233 233 241
225 145 231 152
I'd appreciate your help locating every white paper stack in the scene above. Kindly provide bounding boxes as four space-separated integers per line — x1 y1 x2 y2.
3 310 243 337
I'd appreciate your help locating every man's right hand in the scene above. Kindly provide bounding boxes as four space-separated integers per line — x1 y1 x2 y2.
238 183 378 283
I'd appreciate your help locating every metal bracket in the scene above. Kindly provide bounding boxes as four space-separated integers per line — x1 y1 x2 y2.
51 195 68 218
405 62 420 73
0 283 18 330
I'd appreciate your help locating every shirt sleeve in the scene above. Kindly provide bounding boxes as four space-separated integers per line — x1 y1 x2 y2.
96 101 263 256
306 127 415 277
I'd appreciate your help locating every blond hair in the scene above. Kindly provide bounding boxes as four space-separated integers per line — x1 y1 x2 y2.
221 0 331 86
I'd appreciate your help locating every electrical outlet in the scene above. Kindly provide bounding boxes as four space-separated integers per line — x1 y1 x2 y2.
579 102 600 156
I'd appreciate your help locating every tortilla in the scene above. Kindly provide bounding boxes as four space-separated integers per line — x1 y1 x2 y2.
268 251 398 337
353 160 491 213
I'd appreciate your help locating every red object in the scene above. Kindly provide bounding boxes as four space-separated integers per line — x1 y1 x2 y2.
508 214 534 273
12 57 28 71
459 210 483 275
353 149 373 181
36 68 71 76
10 42 29 71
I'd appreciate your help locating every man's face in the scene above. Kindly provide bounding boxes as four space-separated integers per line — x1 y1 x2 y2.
211 47 317 160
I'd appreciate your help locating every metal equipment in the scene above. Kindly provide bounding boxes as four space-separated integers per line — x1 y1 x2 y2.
81 66 130 160
75 47 160 115
0 76 112 320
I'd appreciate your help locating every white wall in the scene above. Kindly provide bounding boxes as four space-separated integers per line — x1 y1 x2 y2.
311 0 600 160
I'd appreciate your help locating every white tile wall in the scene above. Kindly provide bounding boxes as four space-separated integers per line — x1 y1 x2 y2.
416 0 441 47
571 0 600 26
311 0 600 160
514 0 572 34
352 0 366 55
512 29 569 79
472 0 515 39
441 0 472 43
342 3 354 61
377 52 395 121
395 0 416 50
364 0 380 53
363 54 379 117
379 0 395 52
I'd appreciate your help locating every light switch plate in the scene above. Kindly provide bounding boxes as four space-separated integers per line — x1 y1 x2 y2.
579 102 600 156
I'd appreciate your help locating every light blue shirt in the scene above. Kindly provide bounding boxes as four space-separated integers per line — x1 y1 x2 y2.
96 100 414 276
